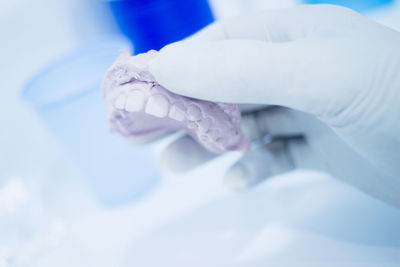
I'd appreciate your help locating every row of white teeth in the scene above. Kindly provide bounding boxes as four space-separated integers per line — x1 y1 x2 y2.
113 91 217 136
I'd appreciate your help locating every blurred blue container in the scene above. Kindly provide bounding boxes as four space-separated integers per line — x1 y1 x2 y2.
109 0 214 53
22 41 160 206
303 0 394 11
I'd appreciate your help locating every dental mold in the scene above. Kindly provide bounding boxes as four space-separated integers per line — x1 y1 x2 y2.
102 50 250 153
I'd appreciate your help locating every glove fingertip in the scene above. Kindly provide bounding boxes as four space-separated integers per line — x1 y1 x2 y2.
149 42 192 95
223 163 252 191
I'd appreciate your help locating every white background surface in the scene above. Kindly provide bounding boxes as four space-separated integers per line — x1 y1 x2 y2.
0 0 400 266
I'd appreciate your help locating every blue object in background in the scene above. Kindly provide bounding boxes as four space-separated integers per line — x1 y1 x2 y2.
109 0 214 54
303 0 394 12
22 41 160 206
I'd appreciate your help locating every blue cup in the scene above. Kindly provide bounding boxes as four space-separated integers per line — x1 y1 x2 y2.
303 0 394 12
22 41 161 206
109 0 215 53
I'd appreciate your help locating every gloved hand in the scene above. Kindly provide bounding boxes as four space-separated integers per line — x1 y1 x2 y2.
149 4 400 207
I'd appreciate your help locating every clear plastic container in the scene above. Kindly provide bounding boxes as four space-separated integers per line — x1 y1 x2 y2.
22 41 160 206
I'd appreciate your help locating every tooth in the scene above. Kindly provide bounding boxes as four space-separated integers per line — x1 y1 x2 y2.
200 134 210 142
114 94 126 109
169 103 185 121
187 105 202 121
207 129 220 139
215 137 227 146
188 122 198 130
198 118 212 133
125 90 145 112
145 94 169 118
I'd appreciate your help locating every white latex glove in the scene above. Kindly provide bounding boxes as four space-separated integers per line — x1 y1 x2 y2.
149 5 400 207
